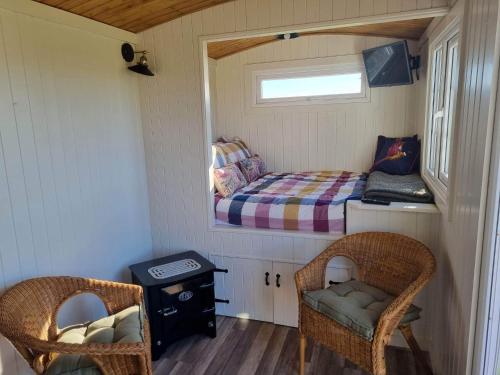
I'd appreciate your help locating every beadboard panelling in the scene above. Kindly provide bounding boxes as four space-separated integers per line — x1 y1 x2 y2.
419 0 500 373
214 34 418 173
0 5 152 374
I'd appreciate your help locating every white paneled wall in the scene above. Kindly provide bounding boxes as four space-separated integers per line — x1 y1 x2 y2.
0 4 152 374
214 35 418 173
423 0 500 373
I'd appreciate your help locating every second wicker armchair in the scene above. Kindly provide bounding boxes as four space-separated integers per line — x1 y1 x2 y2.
295 232 436 375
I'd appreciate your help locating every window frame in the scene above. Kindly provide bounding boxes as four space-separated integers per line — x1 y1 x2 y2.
246 55 370 109
423 21 461 204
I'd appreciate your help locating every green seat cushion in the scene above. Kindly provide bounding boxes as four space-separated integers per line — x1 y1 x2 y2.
45 305 144 375
303 280 421 341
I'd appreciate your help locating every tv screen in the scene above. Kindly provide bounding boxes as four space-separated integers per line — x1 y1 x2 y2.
362 40 413 87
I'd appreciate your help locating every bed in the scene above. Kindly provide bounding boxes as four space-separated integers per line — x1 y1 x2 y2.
215 171 366 234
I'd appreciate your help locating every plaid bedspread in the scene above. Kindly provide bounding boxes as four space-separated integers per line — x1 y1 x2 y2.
215 171 366 233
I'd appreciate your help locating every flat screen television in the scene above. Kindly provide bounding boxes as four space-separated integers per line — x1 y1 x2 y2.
362 40 413 87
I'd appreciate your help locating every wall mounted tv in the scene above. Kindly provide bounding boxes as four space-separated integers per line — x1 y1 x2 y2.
362 40 414 87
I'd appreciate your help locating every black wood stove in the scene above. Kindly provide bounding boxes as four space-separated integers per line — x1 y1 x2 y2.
129 251 218 360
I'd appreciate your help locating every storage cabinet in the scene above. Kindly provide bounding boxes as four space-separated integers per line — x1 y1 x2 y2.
210 255 352 328
210 255 273 322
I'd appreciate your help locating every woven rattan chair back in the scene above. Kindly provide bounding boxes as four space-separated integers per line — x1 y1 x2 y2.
0 276 152 375
326 232 434 295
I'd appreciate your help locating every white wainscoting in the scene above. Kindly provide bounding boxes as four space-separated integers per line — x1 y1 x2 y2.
0 3 152 374
214 34 419 174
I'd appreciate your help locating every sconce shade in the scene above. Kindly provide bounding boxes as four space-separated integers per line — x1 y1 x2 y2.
128 63 154 76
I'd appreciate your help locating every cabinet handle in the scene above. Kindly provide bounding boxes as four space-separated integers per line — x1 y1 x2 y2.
215 268 228 273
276 274 281 288
265 272 270 286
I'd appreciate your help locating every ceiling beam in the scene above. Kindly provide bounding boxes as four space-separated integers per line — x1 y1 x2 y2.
207 17 434 60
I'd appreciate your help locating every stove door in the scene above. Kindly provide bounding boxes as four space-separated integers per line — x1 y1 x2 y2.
159 275 215 345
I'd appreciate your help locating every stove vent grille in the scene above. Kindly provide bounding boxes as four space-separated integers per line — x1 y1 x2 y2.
148 259 201 280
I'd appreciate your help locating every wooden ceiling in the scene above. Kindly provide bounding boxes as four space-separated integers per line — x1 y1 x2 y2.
208 18 433 59
34 0 235 33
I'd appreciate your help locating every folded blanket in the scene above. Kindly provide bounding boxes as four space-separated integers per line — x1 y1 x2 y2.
363 171 434 203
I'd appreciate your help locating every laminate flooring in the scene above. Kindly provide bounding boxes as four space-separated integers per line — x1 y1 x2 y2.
152 316 430 375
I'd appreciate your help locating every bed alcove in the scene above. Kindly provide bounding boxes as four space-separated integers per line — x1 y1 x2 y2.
199 14 442 349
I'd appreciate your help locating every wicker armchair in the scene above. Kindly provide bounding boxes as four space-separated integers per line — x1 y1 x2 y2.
295 232 436 375
0 276 152 375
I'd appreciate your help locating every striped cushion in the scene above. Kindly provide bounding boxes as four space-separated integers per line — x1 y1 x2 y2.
212 138 252 168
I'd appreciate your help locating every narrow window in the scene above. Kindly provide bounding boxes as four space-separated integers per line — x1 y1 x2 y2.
250 58 369 107
260 72 363 100
424 24 460 195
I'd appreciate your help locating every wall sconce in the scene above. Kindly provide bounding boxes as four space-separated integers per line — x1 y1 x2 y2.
121 43 154 76
277 32 300 40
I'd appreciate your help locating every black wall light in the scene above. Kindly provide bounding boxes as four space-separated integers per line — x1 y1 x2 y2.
277 32 300 40
121 43 154 76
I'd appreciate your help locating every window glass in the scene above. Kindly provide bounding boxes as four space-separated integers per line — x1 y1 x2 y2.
260 72 362 99
439 36 459 182
427 47 443 176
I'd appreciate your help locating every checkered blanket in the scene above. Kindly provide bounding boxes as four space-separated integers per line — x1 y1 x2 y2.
215 171 366 233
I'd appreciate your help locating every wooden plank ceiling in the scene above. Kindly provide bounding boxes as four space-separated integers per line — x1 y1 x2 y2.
34 0 235 33
208 18 433 59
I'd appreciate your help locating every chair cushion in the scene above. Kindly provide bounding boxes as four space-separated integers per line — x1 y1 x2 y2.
45 305 144 375
303 280 421 341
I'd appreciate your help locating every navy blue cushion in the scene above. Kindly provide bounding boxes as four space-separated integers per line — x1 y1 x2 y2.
371 135 420 175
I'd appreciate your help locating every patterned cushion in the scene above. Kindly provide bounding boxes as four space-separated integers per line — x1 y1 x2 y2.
239 155 267 183
371 135 420 175
45 305 144 375
214 163 247 197
303 280 420 341
212 138 252 168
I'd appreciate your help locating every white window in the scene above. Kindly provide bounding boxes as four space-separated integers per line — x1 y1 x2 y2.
248 56 369 108
424 24 460 196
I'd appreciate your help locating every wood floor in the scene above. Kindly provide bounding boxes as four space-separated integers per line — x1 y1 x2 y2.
152 316 430 375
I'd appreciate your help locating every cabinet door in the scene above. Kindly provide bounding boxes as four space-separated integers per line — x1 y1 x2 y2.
272 262 302 327
210 255 274 322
